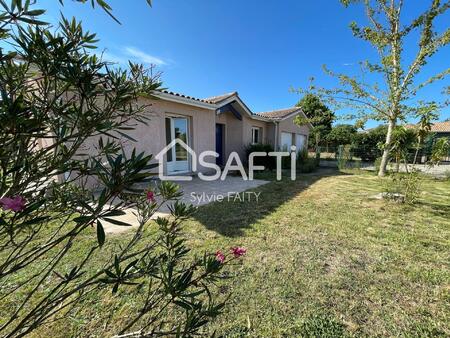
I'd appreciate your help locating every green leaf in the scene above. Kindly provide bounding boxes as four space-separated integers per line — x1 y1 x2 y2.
96 220 105 247
102 217 130 226
102 209 126 217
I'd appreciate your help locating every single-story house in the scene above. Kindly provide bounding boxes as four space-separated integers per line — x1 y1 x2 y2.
405 121 450 139
405 120 450 162
111 90 311 176
426 121 450 140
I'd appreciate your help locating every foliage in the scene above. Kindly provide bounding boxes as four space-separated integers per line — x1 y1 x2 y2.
351 125 387 161
382 171 422 204
297 151 319 173
412 103 439 164
429 137 450 166
294 93 335 148
352 125 416 165
336 145 352 171
245 143 275 170
390 126 417 171
0 1 239 336
326 124 357 147
296 1 450 176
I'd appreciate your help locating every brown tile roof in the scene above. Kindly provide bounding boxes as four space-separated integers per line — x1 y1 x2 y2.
255 107 301 120
431 121 450 132
202 92 237 104
405 121 450 133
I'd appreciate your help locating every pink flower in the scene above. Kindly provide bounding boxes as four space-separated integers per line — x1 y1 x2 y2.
215 251 225 263
0 196 26 212
146 190 156 203
230 247 247 258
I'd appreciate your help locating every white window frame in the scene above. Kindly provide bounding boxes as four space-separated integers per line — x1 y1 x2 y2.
251 127 261 144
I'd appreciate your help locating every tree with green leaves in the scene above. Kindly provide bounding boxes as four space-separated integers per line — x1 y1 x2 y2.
296 0 449 176
294 93 335 149
326 124 358 147
0 1 242 336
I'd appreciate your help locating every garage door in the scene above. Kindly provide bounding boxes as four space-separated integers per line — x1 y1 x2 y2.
281 132 293 151
295 134 306 152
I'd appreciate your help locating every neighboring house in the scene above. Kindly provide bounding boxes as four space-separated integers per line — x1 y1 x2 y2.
405 121 450 162
77 90 311 177
405 121 450 140
428 121 450 140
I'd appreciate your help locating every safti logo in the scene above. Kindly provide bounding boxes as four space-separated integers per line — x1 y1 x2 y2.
155 139 297 181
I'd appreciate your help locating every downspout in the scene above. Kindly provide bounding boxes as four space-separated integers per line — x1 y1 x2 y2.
273 121 279 150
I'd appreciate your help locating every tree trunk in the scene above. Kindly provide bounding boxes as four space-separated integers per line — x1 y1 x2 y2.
413 147 420 165
378 118 396 177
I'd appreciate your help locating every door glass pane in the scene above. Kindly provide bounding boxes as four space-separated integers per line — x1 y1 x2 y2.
174 118 188 161
165 118 173 162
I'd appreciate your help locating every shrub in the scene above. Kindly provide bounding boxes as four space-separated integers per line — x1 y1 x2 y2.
0 1 240 336
336 145 352 171
351 125 387 161
298 152 319 173
382 171 422 204
246 143 275 170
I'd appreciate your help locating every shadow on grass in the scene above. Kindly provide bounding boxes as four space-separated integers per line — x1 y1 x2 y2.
192 168 350 237
415 200 450 219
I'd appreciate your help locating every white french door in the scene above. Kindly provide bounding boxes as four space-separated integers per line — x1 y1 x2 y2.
165 117 190 174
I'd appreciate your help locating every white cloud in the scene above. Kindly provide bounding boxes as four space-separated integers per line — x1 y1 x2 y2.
95 51 127 65
124 47 167 66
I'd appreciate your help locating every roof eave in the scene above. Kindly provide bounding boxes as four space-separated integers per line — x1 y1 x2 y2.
152 91 217 110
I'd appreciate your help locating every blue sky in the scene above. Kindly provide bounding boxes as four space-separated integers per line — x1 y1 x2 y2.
37 1 450 127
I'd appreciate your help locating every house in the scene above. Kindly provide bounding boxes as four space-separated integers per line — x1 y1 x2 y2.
427 121 450 140
405 121 450 162
118 90 311 176
405 121 450 140
77 90 311 178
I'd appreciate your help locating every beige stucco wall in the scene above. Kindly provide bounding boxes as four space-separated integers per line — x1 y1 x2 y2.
276 114 310 150
266 123 276 147
77 97 216 182
242 117 268 146
126 98 216 174
215 111 310 161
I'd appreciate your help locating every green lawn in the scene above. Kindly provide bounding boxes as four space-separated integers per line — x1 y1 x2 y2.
184 171 450 337
3 170 450 337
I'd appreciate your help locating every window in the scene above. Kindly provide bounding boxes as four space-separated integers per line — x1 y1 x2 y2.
252 127 261 144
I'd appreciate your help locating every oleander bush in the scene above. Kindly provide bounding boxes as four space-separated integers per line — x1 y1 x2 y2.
0 1 242 336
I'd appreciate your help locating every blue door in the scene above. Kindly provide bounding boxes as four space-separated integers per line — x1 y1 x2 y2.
215 124 224 166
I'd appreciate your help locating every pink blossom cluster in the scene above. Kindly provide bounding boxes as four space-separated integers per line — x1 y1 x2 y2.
215 246 247 263
0 196 26 212
146 190 156 203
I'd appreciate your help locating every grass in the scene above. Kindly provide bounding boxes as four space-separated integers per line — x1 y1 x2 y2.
2 169 450 337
